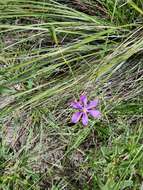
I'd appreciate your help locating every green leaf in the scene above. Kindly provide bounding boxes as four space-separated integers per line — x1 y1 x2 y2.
0 86 16 95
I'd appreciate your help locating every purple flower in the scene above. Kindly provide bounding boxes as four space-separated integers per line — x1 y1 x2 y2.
71 95 101 126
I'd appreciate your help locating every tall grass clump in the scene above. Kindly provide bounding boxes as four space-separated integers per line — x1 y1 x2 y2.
0 0 143 189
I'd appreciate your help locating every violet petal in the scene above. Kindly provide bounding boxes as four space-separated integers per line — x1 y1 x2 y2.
72 112 82 123
87 99 99 109
82 113 88 126
88 110 101 119
71 101 82 109
80 95 87 106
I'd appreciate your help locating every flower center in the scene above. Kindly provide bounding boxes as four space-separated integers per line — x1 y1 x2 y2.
82 107 87 113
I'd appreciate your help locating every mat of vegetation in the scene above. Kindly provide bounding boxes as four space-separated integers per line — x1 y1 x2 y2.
0 0 143 189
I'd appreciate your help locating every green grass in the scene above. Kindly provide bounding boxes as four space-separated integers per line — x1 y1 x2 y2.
0 0 143 189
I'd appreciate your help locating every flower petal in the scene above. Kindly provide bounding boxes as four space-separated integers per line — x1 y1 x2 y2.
80 95 87 106
72 112 82 123
87 99 99 109
71 101 82 109
88 110 101 119
82 113 88 126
